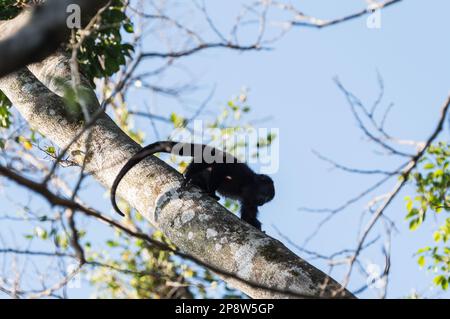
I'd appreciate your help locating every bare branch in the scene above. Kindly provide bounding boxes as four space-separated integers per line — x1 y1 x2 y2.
340 92 450 290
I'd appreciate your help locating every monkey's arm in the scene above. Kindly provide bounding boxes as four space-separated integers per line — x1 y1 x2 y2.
240 203 261 230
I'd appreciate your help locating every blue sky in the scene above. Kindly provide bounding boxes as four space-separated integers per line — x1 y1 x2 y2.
160 0 450 298
1 0 450 299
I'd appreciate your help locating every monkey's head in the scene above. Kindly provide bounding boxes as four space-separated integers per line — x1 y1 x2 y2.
250 174 275 206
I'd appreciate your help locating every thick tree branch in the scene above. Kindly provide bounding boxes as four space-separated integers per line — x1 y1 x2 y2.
0 0 108 78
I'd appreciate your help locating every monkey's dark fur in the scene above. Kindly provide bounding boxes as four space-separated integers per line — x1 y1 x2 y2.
110 141 275 230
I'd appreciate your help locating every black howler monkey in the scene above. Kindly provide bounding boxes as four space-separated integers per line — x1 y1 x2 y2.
110 141 275 230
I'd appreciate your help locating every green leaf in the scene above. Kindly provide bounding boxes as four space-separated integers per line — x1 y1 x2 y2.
106 240 119 247
433 275 448 290
406 199 414 213
433 231 442 243
417 246 431 254
417 255 426 268
442 279 449 291
123 23 134 33
34 227 48 240
409 218 421 231
47 146 56 155
170 113 185 128
405 208 419 220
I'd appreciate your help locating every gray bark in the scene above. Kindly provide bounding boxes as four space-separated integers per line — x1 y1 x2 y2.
0 0 108 78
0 11 354 299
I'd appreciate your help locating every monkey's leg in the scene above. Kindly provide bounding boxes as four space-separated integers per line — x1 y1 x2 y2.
179 163 220 200
181 161 209 187
205 166 227 200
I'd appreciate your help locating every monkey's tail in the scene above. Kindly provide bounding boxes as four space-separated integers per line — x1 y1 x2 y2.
110 141 178 216
110 141 236 216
